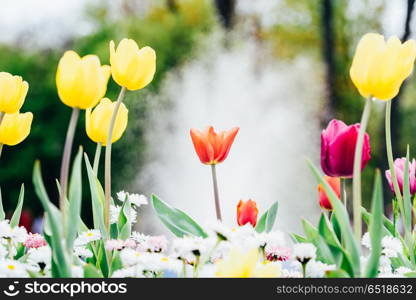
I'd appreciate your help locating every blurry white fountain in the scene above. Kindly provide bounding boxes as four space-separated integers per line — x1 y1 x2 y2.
138 33 324 235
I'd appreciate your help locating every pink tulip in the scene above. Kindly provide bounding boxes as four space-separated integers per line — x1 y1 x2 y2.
385 158 416 196
321 119 371 178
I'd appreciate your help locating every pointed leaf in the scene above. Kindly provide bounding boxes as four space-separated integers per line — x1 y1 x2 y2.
151 194 207 238
364 170 383 278
10 184 24 228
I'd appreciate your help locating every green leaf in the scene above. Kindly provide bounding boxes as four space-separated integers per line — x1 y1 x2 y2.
10 184 24 228
326 269 350 278
84 154 107 239
362 207 396 236
255 201 278 233
364 170 384 278
301 218 335 264
291 233 307 243
0 188 5 221
118 198 132 240
33 161 71 277
151 194 207 238
66 147 83 251
307 160 361 277
318 213 342 249
84 264 103 278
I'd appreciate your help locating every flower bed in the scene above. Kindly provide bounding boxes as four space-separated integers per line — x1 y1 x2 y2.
0 33 416 278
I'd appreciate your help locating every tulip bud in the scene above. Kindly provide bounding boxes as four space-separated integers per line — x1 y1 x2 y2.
350 33 416 101
0 72 29 114
86 98 128 146
321 119 371 178
385 158 416 196
318 176 341 211
0 112 33 146
56 51 110 109
109 39 156 91
237 199 258 227
190 126 239 165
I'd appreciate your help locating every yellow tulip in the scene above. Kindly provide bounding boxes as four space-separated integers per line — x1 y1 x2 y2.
350 33 416 101
56 51 111 109
109 39 156 91
86 98 128 146
0 72 29 114
216 247 281 278
0 112 33 146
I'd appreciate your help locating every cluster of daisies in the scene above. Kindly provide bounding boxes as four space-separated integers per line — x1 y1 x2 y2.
0 191 412 278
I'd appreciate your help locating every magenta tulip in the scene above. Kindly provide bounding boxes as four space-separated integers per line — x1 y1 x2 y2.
321 119 371 178
385 158 416 196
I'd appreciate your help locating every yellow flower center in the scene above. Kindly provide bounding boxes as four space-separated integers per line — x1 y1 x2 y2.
7 265 15 270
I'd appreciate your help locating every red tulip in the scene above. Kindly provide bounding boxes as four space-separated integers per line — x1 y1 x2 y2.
190 126 239 165
237 199 258 227
318 176 341 211
321 119 371 178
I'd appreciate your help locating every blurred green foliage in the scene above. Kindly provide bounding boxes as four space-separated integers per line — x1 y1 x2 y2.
0 0 215 223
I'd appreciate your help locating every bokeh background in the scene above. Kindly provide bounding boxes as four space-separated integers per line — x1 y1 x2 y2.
0 0 414 235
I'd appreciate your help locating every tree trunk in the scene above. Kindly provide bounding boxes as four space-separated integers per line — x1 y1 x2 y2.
214 0 236 29
320 0 337 125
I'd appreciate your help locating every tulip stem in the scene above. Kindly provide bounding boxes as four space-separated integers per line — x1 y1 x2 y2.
93 143 102 175
104 86 126 234
211 164 222 221
386 100 405 217
352 97 372 240
340 178 347 208
59 107 79 231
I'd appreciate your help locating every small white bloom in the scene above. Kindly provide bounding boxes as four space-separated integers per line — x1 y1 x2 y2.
381 236 402 258
206 221 232 241
27 246 51 266
0 221 13 239
378 255 392 274
120 248 142 267
117 191 127 202
395 266 412 276
230 224 261 249
361 232 371 249
112 265 144 278
171 236 207 262
74 247 93 259
293 243 316 263
110 205 121 224
128 194 148 207
0 259 28 277
75 230 101 246
281 268 303 278
257 230 286 248
306 260 336 277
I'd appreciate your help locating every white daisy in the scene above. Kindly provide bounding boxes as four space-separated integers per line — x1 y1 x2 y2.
306 260 336 277
75 230 101 246
128 194 148 207
117 191 128 202
27 246 51 266
0 259 28 277
381 236 402 258
293 243 316 263
74 247 93 259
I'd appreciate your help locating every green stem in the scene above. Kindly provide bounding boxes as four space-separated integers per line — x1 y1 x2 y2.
104 87 126 234
386 100 405 217
93 143 102 175
301 262 307 278
210 164 222 221
340 178 347 208
59 107 79 234
0 112 6 159
352 97 372 240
